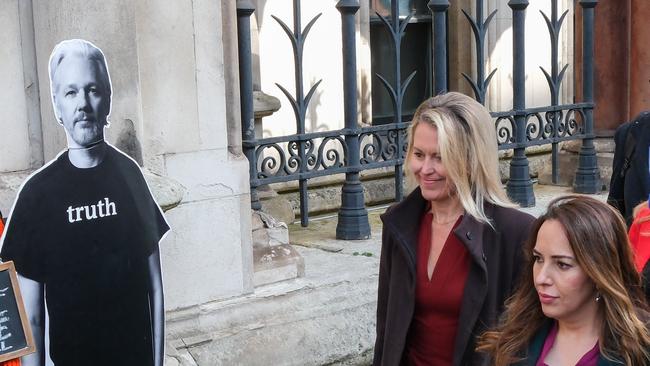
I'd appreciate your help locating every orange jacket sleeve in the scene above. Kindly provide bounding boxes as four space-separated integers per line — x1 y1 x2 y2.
629 206 650 272
0 359 21 366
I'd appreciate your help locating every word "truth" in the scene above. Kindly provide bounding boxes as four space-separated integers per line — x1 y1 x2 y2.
67 197 117 223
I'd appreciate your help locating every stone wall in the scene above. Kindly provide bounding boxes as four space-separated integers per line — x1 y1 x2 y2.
0 1 42 176
483 0 574 110
0 0 254 310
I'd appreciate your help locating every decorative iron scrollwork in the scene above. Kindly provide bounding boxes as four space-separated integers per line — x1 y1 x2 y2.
359 126 408 165
316 136 347 170
495 116 516 146
525 112 546 141
495 106 587 148
257 143 288 178
563 108 584 136
255 135 347 180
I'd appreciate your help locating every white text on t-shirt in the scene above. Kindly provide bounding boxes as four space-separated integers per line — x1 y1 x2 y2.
67 197 117 223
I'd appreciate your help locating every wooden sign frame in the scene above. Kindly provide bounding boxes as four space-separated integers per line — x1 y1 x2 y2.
0 261 35 362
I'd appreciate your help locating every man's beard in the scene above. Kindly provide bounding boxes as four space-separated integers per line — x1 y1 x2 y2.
72 123 103 147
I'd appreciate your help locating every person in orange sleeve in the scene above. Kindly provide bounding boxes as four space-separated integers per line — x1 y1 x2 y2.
628 200 650 300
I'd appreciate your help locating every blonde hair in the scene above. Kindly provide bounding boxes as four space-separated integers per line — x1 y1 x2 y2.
405 92 513 224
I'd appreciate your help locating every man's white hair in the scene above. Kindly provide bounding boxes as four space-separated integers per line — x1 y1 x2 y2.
48 39 113 125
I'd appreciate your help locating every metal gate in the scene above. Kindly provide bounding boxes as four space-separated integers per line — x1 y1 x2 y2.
236 0 599 239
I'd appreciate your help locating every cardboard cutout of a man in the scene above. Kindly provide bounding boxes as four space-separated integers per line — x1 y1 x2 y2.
0 39 168 366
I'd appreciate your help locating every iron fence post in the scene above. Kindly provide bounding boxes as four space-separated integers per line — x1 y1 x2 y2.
271 0 323 226
460 0 498 105
428 0 449 95
506 0 535 207
540 0 568 184
550 1 560 184
374 0 418 202
236 0 261 210
336 0 370 240
390 0 404 202
574 0 600 193
292 0 309 227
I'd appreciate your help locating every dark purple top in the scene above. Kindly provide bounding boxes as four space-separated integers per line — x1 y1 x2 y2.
536 322 600 366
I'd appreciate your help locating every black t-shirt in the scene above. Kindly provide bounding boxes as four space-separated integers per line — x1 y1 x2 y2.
0 145 169 365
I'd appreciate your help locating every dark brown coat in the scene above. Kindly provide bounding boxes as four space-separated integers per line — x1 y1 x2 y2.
373 187 535 366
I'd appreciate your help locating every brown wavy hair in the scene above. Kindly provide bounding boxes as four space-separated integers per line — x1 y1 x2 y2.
477 195 650 365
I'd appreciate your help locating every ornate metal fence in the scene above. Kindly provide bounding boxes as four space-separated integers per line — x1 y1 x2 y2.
236 0 599 239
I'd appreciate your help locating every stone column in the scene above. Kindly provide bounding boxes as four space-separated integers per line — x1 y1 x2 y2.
0 0 43 214
448 0 475 97
223 0 245 156
629 0 650 117
575 0 630 133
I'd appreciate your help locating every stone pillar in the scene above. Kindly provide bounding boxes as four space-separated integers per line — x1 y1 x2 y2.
447 0 474 97
31 0 254 309
629 0 650 117
0 0 44 215
0 0 42 171
223 0 246 156
575 1 636 133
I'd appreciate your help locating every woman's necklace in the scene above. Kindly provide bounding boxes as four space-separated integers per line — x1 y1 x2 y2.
431 212 463 225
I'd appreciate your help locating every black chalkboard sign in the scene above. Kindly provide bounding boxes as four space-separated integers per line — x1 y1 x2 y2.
0 261 35 361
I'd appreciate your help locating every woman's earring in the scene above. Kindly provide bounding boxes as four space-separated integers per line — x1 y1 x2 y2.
595 293 602 302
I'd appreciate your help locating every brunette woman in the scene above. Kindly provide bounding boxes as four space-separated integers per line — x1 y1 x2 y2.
478 195 650 365
373 92 535 365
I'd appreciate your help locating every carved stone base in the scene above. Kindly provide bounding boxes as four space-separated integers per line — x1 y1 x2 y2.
251 210 304 286
253 244 305 287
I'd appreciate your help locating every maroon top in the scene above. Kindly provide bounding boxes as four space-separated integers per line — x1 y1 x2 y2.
404 211 470 365
536 322 600 366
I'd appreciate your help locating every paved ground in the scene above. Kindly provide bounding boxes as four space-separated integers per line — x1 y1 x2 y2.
290 184 608 261
166 184 608 366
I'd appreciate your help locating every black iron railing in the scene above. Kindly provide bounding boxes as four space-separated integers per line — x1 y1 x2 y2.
236 0 600 239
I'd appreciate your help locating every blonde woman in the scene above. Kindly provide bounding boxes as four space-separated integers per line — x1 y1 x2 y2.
478 195 650 365
373 92 535 365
